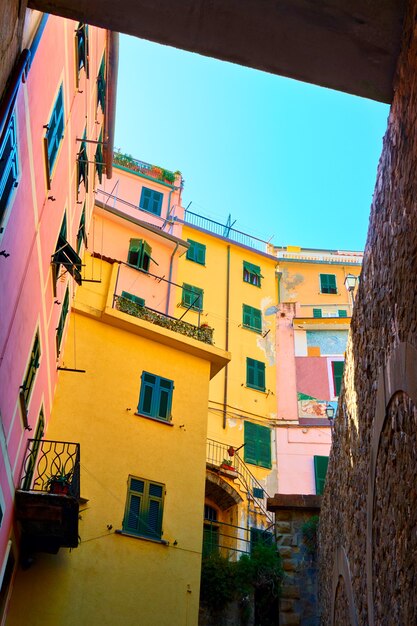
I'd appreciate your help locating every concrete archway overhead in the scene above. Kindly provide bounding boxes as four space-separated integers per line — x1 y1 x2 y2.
28 0 406 102
205 471 243 511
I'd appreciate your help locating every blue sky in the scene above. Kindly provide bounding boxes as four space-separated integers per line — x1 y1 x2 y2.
115 35 389 251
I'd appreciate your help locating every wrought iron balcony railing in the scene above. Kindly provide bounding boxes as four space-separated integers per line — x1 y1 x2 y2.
115 294 214 345
206 438 273 524
203 518 275 561
19 439 80 499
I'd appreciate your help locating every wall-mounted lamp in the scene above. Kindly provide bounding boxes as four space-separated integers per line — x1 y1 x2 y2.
326 404 335 428
344 274 358 292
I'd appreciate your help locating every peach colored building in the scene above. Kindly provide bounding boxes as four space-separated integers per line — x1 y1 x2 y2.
274 247 362 494
0 11 117 616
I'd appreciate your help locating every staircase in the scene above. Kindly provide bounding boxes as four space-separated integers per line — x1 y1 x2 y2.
206 438 274 525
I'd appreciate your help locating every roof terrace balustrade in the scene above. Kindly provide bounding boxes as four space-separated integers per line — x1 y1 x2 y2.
113 151 180 186
114 294 214 345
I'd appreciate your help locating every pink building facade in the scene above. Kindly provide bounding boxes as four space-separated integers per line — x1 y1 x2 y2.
0 12 117 615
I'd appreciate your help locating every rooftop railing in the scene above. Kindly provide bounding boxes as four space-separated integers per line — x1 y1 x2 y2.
179 209 272 253
113 151 180 186
276 249 363 264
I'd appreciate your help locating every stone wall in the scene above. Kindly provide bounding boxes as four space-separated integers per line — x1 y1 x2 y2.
319 0 417 623
0 0 26 103
269 495 321 625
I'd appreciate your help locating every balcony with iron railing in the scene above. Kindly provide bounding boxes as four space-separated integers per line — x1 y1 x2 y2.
203 518 275 561
177 210 273 253
206 438 273 524
15 439 81 554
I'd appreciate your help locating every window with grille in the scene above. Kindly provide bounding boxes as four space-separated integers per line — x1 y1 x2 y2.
123 476 164 540
138 372 174 422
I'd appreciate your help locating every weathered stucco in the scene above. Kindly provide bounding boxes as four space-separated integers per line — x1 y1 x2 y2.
319 0 417 623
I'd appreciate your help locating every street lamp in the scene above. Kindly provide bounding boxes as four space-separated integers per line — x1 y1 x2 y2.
344 274 358 311
326 404 335 428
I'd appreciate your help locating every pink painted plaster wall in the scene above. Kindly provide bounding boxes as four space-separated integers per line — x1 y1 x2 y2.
0 13 108 572
276 303 298 421
276 427 331 494
295 356 331 400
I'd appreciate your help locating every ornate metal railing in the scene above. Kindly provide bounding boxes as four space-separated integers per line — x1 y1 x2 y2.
19 439 80 499
203 518 275 560
180 210 271 252
206 438 273 523
115 295 214 345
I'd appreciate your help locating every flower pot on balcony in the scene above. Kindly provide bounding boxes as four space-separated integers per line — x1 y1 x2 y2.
48 479 70 495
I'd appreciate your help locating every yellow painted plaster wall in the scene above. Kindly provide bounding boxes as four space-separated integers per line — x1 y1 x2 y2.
7 259 229 626
176 226 278 507
278 259 360 316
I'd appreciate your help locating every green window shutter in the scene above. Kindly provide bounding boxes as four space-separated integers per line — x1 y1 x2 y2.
246 358 265 391
314 456 329 495
186 240 206 265
332 361 344 396
320 274 337 294
243 261 262 287
95 129 103 183
244 422 271 468
142 241 152 272
338 310 347 318
203 525 219 557
97 55 106 112
77 129 88 191
242 305 262 332
128 238 143 267
22 332 41 408
0 113 19 223
139 187 163 216
46 85 64 172
182 284 203 310
313 308 322 318
123 477 164 540
121 291 145 307
138 372 173 421
56 286 70 352
77 205 87 253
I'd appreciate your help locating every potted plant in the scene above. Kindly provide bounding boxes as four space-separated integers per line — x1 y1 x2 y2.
220 458 236 472
46 468 72 495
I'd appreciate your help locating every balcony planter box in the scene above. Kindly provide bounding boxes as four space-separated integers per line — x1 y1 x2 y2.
48 479 71 495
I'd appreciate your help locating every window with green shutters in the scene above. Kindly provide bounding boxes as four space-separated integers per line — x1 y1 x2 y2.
77 129 88 191
127 239 153 272
52 214 82 289
75 23 89 81
242 304 262 332
138 372 174 422
244 421 271 468
182 284 203 311
77 204 87 253
314 455 329 495
121 291 145 307
20 331 41 416
123 476 164 540
246 358 265 391
95 129 104 184
313 308 322 318
338 309 347 318
243 261 262 287
0 113 19 227
97 54 106 113
186 239 206 265
320 273 337 294
56 286 70 354
45 84 64 176
332 361 344 396
139 187 163 216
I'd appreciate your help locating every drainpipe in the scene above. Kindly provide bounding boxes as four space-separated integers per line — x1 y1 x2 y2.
223 245 231 429
166 242 179 315
103 31 119 180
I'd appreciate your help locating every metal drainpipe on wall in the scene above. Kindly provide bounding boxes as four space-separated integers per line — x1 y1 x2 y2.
223 245 231 429
166 242 179 315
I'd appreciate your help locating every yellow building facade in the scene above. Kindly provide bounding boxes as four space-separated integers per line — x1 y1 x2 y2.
7 196 229 625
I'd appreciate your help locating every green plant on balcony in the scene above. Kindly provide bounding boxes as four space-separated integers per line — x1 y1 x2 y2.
116 296 214 345
46 468 72 495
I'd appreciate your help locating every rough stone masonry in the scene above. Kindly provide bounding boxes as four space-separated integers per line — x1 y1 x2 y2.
319 0 417 624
